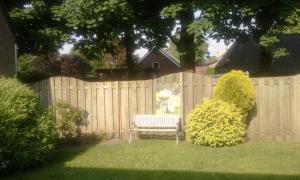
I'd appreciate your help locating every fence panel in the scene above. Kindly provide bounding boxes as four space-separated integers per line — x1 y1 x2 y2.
31 73 300 141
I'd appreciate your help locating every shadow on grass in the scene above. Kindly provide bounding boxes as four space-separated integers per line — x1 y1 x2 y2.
6 167 300 180
0 142 97 178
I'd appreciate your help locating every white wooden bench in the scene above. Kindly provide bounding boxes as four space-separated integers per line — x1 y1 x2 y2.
129 115 181 144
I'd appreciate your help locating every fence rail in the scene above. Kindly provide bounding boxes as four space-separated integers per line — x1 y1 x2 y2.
31 73 300 142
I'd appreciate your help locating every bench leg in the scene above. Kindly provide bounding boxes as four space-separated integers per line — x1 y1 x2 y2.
129 130 132 143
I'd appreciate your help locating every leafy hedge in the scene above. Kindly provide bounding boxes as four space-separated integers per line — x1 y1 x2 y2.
17 54 92 83
59 55 92 77
186 99 246 147
17 54 51 82
186 70 255 147
213 70 255 116
55 101 85 140
0 78 58 173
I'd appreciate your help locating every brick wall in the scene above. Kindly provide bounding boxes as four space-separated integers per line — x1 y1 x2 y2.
0 10 16 77
138 51 181 76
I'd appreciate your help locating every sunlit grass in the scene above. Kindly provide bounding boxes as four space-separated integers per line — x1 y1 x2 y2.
3 140 300 180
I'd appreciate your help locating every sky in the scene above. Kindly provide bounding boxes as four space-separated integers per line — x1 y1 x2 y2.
59 38 231 59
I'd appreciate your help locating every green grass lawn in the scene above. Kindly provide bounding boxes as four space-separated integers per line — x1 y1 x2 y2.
3 140 300 180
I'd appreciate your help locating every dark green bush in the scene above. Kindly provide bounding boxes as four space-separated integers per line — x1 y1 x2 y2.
59 55 92 77
17 54 92 82
0 78 58 173
17 54 50 82
17 54 61 83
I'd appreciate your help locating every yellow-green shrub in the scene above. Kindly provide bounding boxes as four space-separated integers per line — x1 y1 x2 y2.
213 70 255 116
186 99 246 147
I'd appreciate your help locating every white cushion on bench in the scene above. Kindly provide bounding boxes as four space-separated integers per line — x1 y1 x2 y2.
129 114 181 144
134 115 180 128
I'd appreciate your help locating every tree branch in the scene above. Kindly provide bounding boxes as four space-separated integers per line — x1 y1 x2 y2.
168 35 180 47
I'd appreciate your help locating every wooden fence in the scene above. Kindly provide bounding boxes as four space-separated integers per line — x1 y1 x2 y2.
31 73 300 142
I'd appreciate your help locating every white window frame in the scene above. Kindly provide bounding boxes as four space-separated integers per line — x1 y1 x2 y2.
152 62 160 69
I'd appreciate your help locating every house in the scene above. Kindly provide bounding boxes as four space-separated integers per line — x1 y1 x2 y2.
137 49 181 77
0 2 17 77
195 55 222 75
215 34 300 75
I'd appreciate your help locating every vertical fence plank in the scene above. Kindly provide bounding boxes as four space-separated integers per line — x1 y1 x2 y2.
78 80 86 132
85 82 92 133
247 78 260 140
50 77 55 107
97 82 105 133
113 81 120 138
129 81 137 129
104 82 113 136
291 75 300 141
272 78 280 141
120 81 129 139
137 81 146 114
91 82 97 133
145 80 153 114
193 74 203 106
183 73 194 122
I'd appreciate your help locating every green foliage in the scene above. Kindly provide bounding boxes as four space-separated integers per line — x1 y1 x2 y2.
272 48 290 59
213 70 255 116
207 67 215 75
55 102 85 140
17 54 92 81
203 1 300 71
17 54 50 82
59 55 92 77
53 0 163 58
186 99 246 147
260 34 280 49
161 3 184 18
6 0 70 55
161 1 210 69
0 78 58 173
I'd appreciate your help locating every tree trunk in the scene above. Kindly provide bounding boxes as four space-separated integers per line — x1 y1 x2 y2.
178 30 195 71
178 6 195 71
259 46 272 74
124 30 134 77
255 13 273 74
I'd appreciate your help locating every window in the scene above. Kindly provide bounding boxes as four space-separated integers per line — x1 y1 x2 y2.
152 62 160 69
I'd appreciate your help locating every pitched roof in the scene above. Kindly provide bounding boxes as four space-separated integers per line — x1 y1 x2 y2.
214 41 238 68
214 34 300 74
137 48 181 68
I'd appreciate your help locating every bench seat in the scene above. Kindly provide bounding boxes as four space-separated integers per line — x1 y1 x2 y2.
129 115 180 144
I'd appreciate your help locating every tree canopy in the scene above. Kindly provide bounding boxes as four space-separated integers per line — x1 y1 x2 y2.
4 0 70 55
4 0 300 74
161 1 211 70
198 0 300 72
53 0 172 74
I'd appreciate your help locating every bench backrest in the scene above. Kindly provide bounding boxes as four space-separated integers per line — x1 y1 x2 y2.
134 115 180 128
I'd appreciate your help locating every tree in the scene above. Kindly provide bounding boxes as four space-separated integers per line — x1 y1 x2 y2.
165 39 209 65
53 0 171 75
4 0 70 55
54 0 213 73
201 0 300 72
161 1 211 70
